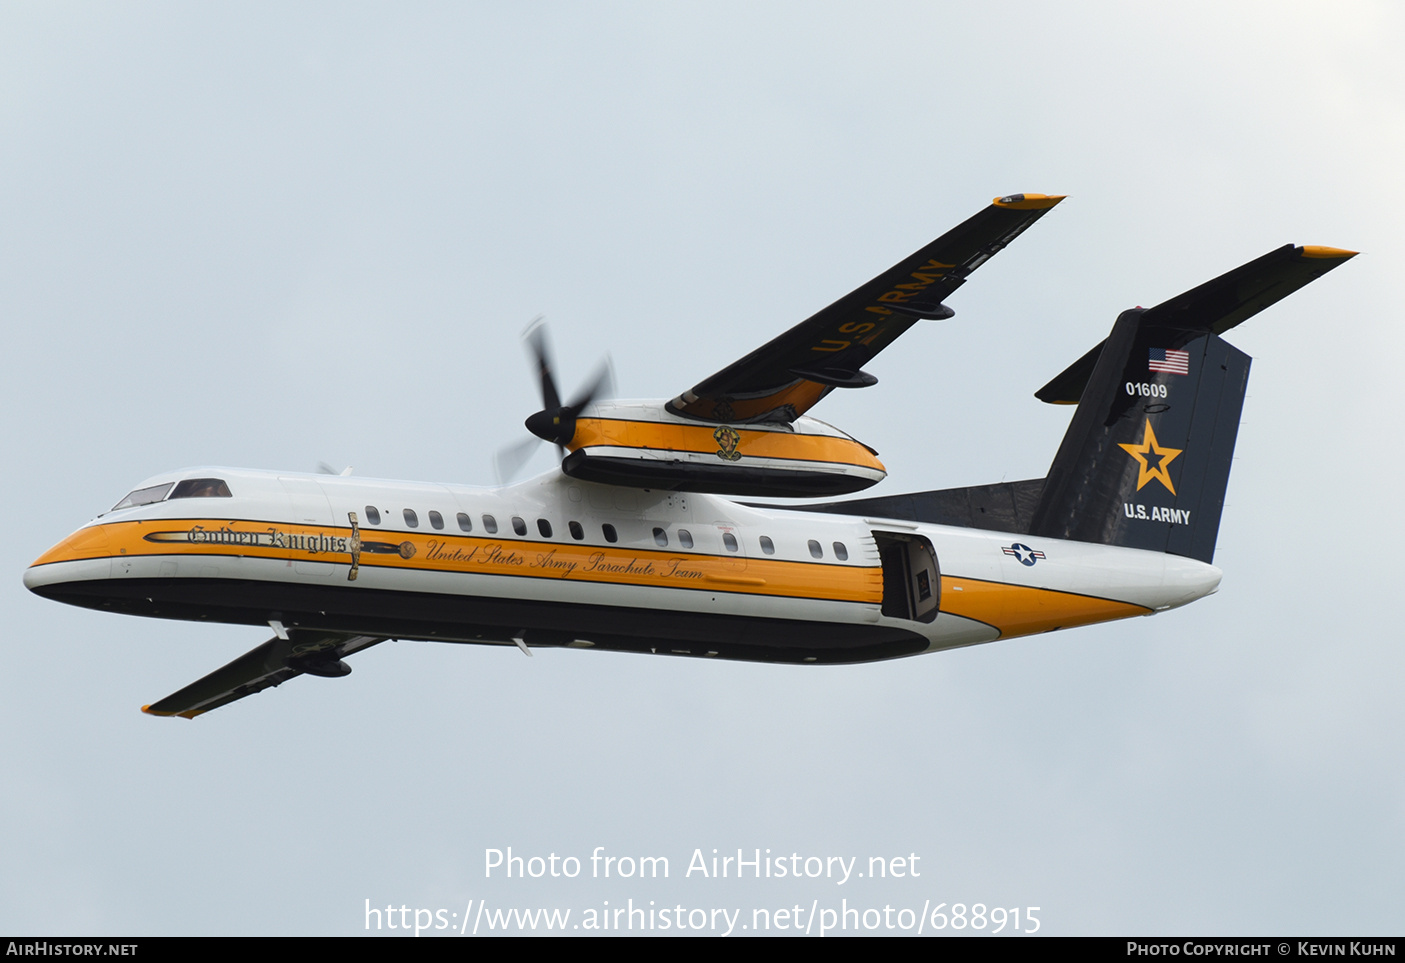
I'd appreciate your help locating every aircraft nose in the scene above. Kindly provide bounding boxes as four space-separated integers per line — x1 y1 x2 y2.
24 525 112 593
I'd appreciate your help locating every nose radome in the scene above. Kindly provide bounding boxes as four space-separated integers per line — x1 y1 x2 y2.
24 525 112 592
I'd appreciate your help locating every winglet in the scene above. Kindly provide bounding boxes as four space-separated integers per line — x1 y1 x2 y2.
993 193 1066 210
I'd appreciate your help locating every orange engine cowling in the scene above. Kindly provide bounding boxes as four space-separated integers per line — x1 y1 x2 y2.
559 404 886 497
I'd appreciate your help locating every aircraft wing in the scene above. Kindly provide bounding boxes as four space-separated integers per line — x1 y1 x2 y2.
141 631 385 719
1035 243 1358 404
668 194 1066 424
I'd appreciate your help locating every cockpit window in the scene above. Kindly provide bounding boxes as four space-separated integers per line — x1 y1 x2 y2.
111 482 174 511
170 478 232 499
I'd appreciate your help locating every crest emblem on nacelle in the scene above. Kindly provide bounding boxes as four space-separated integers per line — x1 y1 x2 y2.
713 426 742 462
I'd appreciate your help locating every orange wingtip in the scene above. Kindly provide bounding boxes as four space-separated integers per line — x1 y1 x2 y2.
1300 245 1358 259
993 193 1067 210
141 704 196 719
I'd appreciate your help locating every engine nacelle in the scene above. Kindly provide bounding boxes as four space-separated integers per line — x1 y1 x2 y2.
561 402 886 497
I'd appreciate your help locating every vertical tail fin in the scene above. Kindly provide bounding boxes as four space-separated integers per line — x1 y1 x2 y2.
1029 243 1355 563
1028 309 1250 562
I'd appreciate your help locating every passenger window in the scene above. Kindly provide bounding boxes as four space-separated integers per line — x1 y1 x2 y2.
512 516 527 536
429 510 444 530
482 514 498 534
722 532 738 553
759 535 775 555
457 512 472 532
832 541 848 561
679 529 694 549
569 521 584 540
365 506 381 526
808 539 823 559
653 527 668 547
537 518 552 538
403 509 419 528
602 524 618 543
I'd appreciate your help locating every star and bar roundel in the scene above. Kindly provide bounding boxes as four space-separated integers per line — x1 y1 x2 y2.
1002 543 1046 566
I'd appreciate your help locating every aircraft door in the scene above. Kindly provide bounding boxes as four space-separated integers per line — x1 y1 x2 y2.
873 532 939 623
279 477 338 577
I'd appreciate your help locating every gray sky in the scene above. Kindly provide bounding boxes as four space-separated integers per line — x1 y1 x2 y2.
2 1 1400 936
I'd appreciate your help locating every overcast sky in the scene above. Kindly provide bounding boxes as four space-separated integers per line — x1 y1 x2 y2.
3 1 1401 936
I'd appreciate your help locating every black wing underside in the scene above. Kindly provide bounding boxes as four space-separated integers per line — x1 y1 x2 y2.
142 630 384 719
668 194 1065 425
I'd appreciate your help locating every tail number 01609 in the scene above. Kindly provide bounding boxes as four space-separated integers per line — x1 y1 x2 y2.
1126 382 1168 398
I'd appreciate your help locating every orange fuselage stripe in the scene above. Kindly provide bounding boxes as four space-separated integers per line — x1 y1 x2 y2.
569 418 885 471
32 519 884 604
33 524 1159 633
939 576 1150 639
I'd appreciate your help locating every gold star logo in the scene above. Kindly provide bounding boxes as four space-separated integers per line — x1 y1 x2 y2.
1119 420 1183 494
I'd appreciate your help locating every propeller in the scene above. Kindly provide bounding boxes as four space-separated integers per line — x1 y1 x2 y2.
494 317 614 484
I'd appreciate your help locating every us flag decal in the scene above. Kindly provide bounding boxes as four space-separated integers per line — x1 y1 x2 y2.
1149 347 1190 375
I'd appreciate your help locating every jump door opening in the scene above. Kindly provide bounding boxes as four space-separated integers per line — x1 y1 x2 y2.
873 532 939 623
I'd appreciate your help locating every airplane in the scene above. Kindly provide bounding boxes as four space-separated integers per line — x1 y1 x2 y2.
22 194 1356 718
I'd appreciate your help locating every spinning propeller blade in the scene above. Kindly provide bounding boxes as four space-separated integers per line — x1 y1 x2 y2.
494 318 614 482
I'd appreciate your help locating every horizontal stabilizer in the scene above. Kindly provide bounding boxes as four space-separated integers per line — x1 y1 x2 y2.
142 631 384 719
764 478 1047 535
1036 244 1356 404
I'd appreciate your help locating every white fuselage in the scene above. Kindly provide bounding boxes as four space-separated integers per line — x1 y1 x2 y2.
25 466 1221 665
